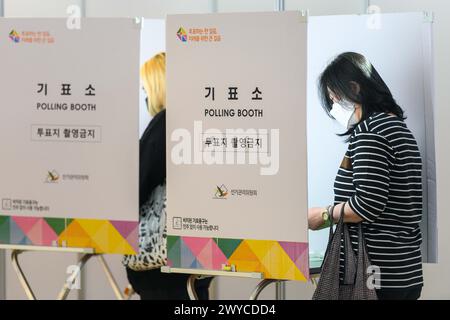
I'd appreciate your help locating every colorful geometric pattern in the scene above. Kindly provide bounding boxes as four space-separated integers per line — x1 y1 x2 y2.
8 29 21 43
176 27 187 42
0 215 138 254
167 236 309 281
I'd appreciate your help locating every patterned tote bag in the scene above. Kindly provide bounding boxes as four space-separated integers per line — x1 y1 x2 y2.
312 204 378 300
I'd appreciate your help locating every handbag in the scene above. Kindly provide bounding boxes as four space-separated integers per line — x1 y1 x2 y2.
312 204 378 300
123 181 167 271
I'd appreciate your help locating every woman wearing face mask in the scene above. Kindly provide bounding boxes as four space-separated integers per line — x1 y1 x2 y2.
308 52 423 300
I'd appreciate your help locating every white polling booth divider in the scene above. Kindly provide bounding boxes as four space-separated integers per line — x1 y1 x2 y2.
275 0 287 301
164 9 311 300
0 0 5 300
0 17 142 300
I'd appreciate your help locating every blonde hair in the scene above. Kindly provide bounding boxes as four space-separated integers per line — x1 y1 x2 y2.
141 52 166 117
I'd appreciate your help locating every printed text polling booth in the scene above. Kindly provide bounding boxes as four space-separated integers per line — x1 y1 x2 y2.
166 12 309 281
0 18 141 254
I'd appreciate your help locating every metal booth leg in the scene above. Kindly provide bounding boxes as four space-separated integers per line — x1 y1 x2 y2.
96 254 124 300
57 253 93 300
187 274 199 300
249 279 278 300
11 250 36 300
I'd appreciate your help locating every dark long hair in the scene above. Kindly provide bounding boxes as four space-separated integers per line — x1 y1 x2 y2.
318 52 405 138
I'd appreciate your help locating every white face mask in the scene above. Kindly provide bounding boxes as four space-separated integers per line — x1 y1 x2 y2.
330 100 358 129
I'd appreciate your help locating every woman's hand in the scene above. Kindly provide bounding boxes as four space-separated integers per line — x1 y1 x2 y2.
308 207 326 230
308 203 364 230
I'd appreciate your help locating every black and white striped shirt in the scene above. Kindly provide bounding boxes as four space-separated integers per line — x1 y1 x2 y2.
335 112 423 289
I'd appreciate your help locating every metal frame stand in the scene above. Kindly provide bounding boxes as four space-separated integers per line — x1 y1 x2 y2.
250 279 278 300
187 274 200 300
162 266 297 300
164 267 320 301
162 266 267 300
1 244 124 300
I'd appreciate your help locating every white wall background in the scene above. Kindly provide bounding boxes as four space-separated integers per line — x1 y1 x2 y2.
85 0 213 18
4 0 83 17
1 0 448 300
369 0 450 300
139 19 165 137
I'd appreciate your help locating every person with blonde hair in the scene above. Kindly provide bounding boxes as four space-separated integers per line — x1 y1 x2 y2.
141 52 166 117
123 52 212 300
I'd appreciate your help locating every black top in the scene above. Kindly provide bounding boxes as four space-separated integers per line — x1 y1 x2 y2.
128 109 212 298
334 112 423 289
139 109 166 207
